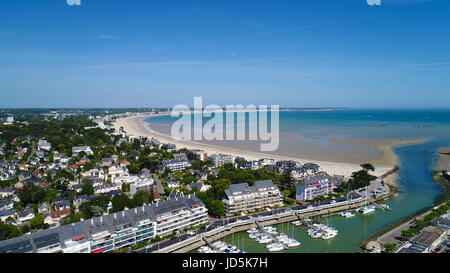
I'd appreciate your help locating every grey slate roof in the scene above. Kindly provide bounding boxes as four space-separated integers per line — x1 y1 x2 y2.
224 180 278 198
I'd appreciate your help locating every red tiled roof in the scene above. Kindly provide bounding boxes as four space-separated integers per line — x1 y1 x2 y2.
153 188 161 199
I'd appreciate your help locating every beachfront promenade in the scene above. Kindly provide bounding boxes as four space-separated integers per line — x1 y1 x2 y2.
138 192 365 253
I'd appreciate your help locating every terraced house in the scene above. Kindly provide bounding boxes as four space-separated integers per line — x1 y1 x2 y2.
222 180 283 216
0 194 208 253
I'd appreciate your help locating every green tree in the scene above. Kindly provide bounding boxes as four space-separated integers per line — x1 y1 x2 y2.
81 183 94 195
415 219 428 230
132 190 150 207
401 228 417 240
62 213 82 225
90 205 104 217
111 194 133 212
18 182 45 205
29 213 45 230
384 243 396 253
209 200 225 216
360 163 375 172
90 195 111 211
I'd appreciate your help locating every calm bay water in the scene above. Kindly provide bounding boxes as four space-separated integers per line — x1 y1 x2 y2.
147 109 450 252
146 108 450 140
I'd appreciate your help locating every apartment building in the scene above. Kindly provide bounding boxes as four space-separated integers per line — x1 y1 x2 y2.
222 180 282 216
295 172 334 201
190 149 207 161
94 183 120 195
159 159 190 172
72 146 94 156
209 153 235 167
130 178 154 196
152 193 208 237
37 139 51 151
106 165 130 184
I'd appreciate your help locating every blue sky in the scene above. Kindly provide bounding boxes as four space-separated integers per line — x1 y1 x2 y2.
0 0 449 108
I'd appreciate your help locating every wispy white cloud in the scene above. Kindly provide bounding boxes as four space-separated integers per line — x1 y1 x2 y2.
238 15 382 38
400 62 450 68
98 35 118 39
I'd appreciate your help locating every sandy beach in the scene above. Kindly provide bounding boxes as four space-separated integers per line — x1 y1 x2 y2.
112 113 426 179
434 147 450 171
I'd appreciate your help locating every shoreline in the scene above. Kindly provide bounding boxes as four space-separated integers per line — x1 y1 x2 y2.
112 113 425 179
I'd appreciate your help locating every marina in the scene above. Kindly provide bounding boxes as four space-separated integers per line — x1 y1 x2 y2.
307 223 339 240
197 240 246 253
218 199 404 253
247 225 301 252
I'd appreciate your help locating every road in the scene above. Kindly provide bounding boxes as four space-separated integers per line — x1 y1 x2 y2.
151 174 165 195
376 204 442 249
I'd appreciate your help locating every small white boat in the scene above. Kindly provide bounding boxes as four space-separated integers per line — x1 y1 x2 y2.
359 206 375 214
247 228 258 233
267 243 284 252
339 211 355 218
310 231 323 238
322 230 338 240
285 238 301 247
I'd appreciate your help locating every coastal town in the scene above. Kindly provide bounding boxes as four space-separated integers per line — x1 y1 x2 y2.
1 109 447 254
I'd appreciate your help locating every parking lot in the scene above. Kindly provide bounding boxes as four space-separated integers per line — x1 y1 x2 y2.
435 238 450 253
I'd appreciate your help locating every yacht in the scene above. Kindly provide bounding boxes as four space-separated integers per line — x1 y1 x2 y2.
291 220 302 226
359 205 375 214
256 235 273 244
322 231 338 240
339 211 355 218
285 238 301 247
309 231 323 238
247 228 258 233
266 243 285 252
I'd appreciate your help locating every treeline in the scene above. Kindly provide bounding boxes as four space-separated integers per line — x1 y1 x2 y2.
75 190 155 221
0 116 113 155
401 201 450 240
